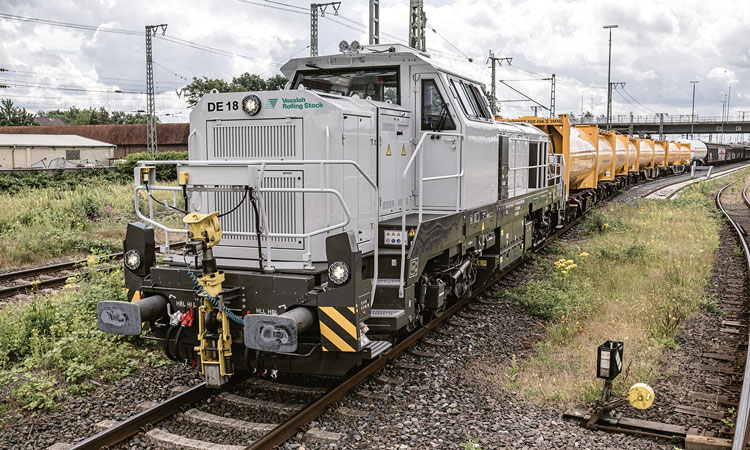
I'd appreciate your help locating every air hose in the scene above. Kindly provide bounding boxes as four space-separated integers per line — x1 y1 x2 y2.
184 255 244 325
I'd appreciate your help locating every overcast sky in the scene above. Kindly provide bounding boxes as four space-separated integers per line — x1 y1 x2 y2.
0 0 748 124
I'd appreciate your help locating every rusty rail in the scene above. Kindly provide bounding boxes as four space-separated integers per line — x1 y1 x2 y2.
68 382 210 450
716 180 750 450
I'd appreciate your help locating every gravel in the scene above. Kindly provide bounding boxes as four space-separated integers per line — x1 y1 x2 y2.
5 173 744 450
0 362 202 449
277 290 672 449
277 186 742 449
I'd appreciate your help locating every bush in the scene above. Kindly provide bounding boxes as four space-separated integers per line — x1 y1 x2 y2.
116 151 188 181
0 169 125 193
0 259 143 410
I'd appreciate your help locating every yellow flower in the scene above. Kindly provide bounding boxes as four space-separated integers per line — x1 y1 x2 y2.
579 252 589 259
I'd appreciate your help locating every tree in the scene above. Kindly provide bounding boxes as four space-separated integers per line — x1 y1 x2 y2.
37 107 154 125
181 73 289 107
110 111 149 125
0 99 37 126
231 73 267 92
266 75 288 91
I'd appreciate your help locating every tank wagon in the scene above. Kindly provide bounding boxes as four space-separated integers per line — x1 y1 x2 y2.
496 115 697 216
97 43 566 387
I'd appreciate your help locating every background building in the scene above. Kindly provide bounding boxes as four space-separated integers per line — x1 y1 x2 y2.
0 134 116 168
0 123 188 158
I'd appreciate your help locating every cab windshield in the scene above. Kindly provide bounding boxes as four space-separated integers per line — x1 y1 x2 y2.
292 66 400 104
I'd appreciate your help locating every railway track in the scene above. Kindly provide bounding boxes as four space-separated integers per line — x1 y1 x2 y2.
565 172 750 446
63 184 620 450
57 171 750 449
640 162 750 200
0 243 184 299
716 178 750 449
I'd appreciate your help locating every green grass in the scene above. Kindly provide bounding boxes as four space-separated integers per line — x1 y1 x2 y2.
0 182 183 270
499 170 750 405
0 257 165 413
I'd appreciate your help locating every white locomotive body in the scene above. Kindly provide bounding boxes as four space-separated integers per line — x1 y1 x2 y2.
98 44 565 387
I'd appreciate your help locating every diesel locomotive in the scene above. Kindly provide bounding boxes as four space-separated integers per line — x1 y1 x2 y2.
98 42 699 387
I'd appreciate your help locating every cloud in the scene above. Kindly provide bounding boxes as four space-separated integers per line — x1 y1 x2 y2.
707 67 739 85
0 0 747 123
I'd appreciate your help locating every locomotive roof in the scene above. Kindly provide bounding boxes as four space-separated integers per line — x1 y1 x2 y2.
280 43 485 86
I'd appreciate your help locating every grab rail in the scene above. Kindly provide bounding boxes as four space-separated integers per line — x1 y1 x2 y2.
399 131 464 297
134 159 380 305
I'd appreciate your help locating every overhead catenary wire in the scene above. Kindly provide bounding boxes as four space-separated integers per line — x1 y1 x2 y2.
0 12 288 67
614 88 650 116
621 87 658 114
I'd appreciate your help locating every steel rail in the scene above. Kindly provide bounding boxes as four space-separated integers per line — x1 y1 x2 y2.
68 382 211 450
245 206 589 450
0 255 113 284
64 175 669 449
715 179 750 450
639 162 750 199
0 243 185 299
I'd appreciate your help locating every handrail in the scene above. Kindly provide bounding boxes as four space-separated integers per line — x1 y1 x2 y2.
570 114 750 125
134 184 355 240
399 131 464 298
135 159 380 305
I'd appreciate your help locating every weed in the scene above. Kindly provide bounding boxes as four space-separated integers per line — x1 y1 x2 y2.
505 354 519 383
144 350 171 368
0 180 183 270
499 167 733 405
734 246 744 257
702 295 725 315
460 438 482 450
12 373 59 410
722 407 737 428
0 259 150 413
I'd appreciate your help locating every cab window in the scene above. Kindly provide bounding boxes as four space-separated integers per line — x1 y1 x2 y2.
421 79 455 131
450 78 492 121
292 66 400 104
469 84 492 119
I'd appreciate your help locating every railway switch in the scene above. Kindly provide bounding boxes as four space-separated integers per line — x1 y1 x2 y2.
583 340 655 429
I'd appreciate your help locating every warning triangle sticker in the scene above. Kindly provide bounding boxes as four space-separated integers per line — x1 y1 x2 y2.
386 144 392 156
408 228 415 237
401 144 406 156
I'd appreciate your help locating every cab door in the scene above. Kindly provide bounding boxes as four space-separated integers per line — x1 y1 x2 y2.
414 76 461 211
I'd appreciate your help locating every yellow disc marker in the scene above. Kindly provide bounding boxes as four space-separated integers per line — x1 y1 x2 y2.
628 383 655 410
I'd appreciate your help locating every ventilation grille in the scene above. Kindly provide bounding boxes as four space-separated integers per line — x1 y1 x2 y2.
211 122 298 159
214 173 303 249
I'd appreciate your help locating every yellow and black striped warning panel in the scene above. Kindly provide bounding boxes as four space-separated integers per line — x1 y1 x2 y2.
319 306 358 352
126 288 142 302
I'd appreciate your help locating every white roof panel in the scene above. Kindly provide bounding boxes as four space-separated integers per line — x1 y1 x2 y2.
0 134 115 147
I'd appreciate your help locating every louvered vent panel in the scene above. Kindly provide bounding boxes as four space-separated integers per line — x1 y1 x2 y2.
214 174 303 250
211 122 297 159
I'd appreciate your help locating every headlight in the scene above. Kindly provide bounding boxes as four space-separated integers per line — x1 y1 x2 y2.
328 261 350 285
125 249 143 271
242 94 262 116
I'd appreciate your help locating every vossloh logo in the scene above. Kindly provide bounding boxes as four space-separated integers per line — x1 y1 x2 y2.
281 97 324 110
265 98 278 109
